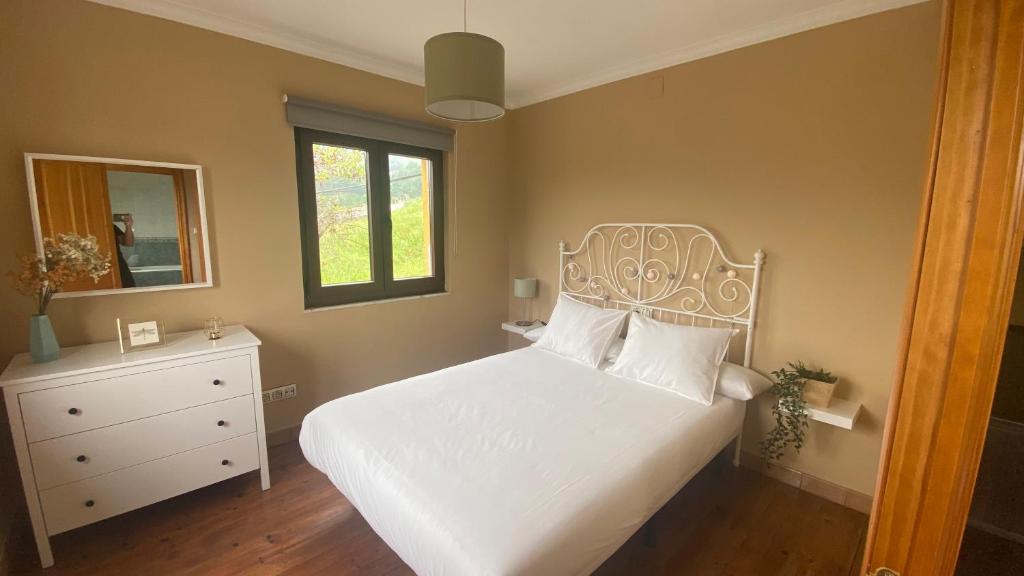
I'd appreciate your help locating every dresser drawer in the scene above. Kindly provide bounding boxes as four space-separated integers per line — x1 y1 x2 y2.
20 355 253 443
30 396 257 491
40 433 259 535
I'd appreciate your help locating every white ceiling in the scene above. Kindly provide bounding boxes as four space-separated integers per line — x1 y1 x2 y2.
89 0 927 108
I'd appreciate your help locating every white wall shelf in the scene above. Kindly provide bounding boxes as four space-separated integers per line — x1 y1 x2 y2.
806 398 862 430
501 321 543 336
779 397 862 430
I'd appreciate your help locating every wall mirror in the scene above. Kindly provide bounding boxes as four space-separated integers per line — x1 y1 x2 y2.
25 154 212 297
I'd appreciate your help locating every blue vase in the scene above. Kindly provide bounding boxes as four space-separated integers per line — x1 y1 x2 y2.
29 314 60 363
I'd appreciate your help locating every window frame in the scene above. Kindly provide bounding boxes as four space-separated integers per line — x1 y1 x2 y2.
295 127 445 309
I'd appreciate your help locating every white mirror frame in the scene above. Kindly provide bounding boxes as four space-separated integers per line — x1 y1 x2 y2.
24 153 214 298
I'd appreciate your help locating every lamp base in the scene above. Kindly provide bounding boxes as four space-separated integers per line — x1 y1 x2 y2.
514 320 534 327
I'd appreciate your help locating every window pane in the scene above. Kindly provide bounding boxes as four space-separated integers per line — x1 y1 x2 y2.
389 154 433 280
313 143 372 286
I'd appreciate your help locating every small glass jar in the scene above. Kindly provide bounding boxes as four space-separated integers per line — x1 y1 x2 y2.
204 316 224 340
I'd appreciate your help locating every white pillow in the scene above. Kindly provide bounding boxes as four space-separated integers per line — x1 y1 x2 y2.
526 327 626 362
529 325 762 400
533 295 628 367
717 362 773 401
606 337 625 362
607 314 734 405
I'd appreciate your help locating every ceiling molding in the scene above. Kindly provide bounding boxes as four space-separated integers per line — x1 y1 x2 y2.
86 0 425 86
509 0 930 107
88 0 929 111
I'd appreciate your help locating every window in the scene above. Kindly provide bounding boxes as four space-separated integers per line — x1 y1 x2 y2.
296 127 445 308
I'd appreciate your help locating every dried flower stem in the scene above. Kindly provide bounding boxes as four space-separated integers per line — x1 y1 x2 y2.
9 233 111 315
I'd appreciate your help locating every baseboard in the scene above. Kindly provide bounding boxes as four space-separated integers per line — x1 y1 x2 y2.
266 425 301 447
738 450 873 514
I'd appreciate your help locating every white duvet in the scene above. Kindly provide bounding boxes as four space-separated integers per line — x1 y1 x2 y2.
299 347 745 576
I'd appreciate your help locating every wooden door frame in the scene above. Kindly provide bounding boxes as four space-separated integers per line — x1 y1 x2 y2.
170 170 193 283
863 0 1024 574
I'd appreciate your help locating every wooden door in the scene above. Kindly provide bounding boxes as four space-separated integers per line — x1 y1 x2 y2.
862 0 1024 575
32 159 120 290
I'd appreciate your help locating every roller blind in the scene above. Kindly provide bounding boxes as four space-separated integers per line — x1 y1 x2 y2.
284 95 454 151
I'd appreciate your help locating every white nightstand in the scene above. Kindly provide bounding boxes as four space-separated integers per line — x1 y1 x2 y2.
501 321 543 335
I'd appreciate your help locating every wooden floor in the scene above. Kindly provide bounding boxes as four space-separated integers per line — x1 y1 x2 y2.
11 442 867 575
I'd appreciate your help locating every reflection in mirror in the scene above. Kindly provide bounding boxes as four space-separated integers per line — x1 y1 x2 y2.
27 155 211 295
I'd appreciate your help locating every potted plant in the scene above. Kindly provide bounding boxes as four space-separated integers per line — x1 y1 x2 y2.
9 233 110 363
795 361 839 408
760 361 838 464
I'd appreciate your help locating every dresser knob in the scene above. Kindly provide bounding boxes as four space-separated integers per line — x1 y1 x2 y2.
213 379 222 386
217 420 226 427
84 500 95 508
221 459 230 466
76 455 87 463
68 408 80 415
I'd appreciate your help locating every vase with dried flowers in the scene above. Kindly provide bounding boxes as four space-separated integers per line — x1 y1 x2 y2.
9 233 111 362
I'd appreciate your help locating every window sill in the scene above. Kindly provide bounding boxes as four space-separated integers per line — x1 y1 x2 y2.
303 290 449 313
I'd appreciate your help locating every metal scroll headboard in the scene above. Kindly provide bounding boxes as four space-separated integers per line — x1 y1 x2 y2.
558 223 766 367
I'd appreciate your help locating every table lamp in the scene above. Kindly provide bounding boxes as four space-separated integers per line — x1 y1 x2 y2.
513 277 538 326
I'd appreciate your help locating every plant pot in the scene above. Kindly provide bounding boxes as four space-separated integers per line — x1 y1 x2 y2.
29 314 60 363
802 378 836 408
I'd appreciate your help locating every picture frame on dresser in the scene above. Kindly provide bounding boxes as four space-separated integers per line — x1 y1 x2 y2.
116 318 167 353
0 325 271 569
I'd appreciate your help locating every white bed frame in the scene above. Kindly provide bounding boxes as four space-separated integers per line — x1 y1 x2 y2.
558 223 766 466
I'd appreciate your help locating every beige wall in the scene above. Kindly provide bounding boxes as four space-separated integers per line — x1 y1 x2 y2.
0 0 941 510
506 2 941 495
0 0 510 437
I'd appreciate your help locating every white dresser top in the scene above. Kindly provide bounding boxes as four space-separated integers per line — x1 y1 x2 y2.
1 325 260 387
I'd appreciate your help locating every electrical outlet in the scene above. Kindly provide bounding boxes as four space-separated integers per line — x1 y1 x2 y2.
262 384 298 404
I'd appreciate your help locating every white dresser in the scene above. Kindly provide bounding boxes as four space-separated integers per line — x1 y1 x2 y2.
0 325 270 568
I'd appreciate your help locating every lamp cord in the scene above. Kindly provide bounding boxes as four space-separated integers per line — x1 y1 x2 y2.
464 0 467 32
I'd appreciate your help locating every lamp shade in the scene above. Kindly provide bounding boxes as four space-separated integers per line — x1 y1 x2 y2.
424 32 505 122
513 277 537 299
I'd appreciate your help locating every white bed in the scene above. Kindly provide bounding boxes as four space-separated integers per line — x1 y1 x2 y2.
301 347 745 575
300 224 765 575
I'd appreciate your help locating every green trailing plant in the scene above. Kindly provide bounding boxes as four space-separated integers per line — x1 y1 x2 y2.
760 361 836 464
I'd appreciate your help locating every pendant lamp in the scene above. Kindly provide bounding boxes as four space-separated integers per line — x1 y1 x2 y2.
424 0 505 122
